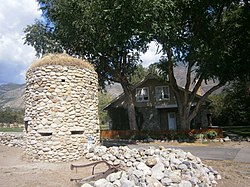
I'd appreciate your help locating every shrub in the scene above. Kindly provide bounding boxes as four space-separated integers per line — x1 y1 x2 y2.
194 133 205 140
177 133 189 141
206 130 218 139
130 133 149 140
167 130 177 140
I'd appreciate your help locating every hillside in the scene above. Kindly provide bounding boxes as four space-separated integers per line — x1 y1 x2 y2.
0 84 25 109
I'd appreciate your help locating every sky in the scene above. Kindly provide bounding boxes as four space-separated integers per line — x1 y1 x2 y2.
0 0 161 85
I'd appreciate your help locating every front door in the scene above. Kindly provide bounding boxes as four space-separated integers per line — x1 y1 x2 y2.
168 112 177 130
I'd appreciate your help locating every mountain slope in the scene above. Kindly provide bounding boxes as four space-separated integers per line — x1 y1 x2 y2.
0 84 25 109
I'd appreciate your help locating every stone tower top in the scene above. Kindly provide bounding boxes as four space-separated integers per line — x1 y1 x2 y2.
28 53 94 72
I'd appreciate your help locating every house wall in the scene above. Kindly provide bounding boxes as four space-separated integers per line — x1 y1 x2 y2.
132 78 177 108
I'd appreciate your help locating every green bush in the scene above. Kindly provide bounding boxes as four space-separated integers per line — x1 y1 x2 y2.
194 133 205 140
130 133 149 140
167 130 177 140
206 131 218 139
177 133 189 141
0 107 24 124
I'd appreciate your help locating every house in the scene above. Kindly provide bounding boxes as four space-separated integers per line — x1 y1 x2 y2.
104 74 210 131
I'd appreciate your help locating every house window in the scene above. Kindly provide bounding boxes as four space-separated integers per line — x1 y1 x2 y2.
156 86 170 101
136 87 149 102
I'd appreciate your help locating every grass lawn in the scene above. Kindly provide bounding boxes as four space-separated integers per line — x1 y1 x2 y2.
220 126 250 137
0 127 23 132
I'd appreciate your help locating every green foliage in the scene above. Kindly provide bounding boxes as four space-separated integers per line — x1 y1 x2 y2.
167 130 177 140
194 133 205 140
210 79 250 126
130 133 149 141
24 0 250 131
206 131 217 140
221 126 250 137
0 108 24 124
24 20 63 57
0 128 23 132
25 0 155 130
223 80 250 126
151 0 250 130
130 64 148 85
25 0 152 87
98 92 113 128
209 93 228 126
177 133 189 141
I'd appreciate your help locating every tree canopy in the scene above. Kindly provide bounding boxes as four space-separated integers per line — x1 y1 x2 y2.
24 0 250 130
25 0 155 130
149 0 250 129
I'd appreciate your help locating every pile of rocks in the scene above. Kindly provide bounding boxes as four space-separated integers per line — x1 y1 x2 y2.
82 145 221 187
0 132 24 147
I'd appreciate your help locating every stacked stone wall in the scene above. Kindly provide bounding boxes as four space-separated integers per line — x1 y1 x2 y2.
24 62 99 162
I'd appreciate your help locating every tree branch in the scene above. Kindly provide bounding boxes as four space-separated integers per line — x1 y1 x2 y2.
167 49 183 109
188 81 225 122
189 75 203 104
184 62 194 106
185 62 194 91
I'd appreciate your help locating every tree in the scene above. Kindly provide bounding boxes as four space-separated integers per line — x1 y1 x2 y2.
0 108 24 124
130 64 148 85
98 92 113 128
24 20 63 57
24 0 153 130
151 0 250 130
25 0 249 131
210 78 250 126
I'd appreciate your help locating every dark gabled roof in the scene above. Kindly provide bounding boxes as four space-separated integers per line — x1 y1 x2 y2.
103 73 210 110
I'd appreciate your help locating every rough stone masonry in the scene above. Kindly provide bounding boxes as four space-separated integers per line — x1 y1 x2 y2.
24 54 100 162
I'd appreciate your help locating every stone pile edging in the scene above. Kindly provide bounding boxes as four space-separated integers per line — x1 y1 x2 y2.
0 132 24 147
82 145 221 187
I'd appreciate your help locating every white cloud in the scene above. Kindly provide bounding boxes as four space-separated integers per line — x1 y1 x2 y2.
141 41 162 67
0 0 41 84
0 1 163 83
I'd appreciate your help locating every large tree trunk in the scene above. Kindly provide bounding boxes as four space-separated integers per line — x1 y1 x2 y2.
166 49 223 131
166 49 191 130
120 80 138 130
123 86 138 130
179 109 191 130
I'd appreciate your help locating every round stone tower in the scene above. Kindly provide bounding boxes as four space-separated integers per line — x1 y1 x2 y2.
24 54 99 162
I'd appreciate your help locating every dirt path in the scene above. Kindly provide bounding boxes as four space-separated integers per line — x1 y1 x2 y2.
203 160 250 187
0 143 250 187
0 145 107 187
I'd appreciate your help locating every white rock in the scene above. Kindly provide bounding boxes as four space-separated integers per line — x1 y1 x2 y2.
161 178 172 186
169 172 181 183
146 176 164 187
94 178 108 187
42 147 51 152
179 180 192 187
85 153 94 159
113 180 121 187
152 162 165 180
120 177 135 187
